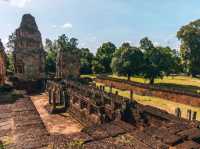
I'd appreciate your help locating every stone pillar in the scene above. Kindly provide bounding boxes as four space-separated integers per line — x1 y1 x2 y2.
87 103 91 114
115 109 122 121
102 86 105 92
187 109 192 121
99 85 102 91
193 112 197 121
48 89 52 104
59 89 62 105
175 108 181 118
52 91 56 110
63 90 69 110
130 90 133 100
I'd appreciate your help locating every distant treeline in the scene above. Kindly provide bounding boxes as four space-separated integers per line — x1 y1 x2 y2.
6 19 200 84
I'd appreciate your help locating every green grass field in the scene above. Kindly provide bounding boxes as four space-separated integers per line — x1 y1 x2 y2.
110 75 200 94
96 82 200 121
81 74 200 121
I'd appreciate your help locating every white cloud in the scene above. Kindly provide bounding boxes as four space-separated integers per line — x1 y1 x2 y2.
153 41 160 47
1 0 31 8
51 25 57 28
61 23 72 29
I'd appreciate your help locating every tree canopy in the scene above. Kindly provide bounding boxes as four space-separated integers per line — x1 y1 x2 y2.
80 48 94 74
95 42 116 73
111 43 144 80
177 19 200 76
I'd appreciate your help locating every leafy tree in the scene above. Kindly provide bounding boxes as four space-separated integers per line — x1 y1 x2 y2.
45 39 58 74
92 59 104 74
177 20 200 76
140 37 154 51
140 37 176 84
95 42 116 73
6 52 14 73
57 34 79 52
7 33 16 50
111 43 144 80
45 35 81 76
171 49 183 74
80 48 94 74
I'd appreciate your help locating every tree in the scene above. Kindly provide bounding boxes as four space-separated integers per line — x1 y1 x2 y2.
140 37 154 51
95 42 116 73
92 59 104 74
140 37 176 84
57 34 80 56
6 52 14 73
177 19 200 76
45 39 58 74
7 33 16 50
111 43 144 80
80 48 94 74
171 49 183 74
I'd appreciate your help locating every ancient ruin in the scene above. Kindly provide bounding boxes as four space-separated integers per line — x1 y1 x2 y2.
46 78 200 148
0 40 6 85
13 14 45 81
1 13 200 149
56 46 80 79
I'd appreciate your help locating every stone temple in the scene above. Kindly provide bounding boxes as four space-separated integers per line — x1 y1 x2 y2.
12 14 46 92
0 39 6 85
56 45 80 79
13 14 45 81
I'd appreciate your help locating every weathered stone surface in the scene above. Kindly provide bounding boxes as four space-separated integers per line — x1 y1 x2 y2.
0 40 6 85
56 47 80 79
13 14 45 81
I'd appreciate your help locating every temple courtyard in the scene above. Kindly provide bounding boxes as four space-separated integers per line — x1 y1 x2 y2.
30 93 83 135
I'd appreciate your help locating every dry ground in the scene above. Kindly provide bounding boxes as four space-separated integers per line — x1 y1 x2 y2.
30 93 83 135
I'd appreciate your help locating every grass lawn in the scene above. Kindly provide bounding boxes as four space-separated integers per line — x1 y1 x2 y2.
96 82 200 121
109 75 200 94
81 74 97 79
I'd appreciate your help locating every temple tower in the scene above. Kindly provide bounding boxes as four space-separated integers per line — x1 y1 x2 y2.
0 40 6 85
13 14 45 81
12 14 46 92
56 45 80 79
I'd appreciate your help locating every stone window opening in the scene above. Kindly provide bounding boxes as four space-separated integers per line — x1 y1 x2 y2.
16 62 24 74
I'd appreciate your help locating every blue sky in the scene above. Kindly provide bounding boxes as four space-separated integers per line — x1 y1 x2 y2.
0 0 200 53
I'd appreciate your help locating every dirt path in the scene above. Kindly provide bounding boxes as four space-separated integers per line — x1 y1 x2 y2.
30 93 83 135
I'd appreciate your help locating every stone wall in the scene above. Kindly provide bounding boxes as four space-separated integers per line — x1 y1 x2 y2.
56 49 80 79
13 14 45 81
47 80 124 126
46 78 200 148
0 40 6 85
47 79 200 125
95 76 200 107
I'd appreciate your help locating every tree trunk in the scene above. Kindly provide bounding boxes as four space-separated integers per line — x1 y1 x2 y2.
127 74 131 81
